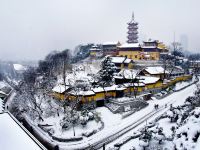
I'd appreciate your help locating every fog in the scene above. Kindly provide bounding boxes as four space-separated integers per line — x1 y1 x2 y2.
0 0 199 61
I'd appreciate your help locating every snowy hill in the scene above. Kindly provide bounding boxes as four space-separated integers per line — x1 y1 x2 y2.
13 64 26 71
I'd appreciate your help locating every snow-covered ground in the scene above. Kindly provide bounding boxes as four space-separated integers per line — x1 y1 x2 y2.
103 82 197 150
56 63 100 86
39 113 102 138
48 79 197 149
174 76 196 91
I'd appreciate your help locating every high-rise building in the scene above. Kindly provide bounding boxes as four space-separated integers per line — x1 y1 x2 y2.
127 12 138 43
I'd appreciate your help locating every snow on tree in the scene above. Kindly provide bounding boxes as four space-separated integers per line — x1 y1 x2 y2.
139 128 152 150
97 56 117 86
154 127 165 144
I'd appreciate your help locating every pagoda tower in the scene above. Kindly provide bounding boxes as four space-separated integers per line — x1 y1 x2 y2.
127 12 138 43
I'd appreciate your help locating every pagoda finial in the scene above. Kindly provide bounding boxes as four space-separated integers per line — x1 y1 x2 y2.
132 11 134 21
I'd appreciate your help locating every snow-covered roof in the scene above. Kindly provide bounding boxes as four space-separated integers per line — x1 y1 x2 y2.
52 84 70 93
144 66 168 75
92 87 105 93
114 69 138 79
128 20 138 24
69 90 95 96
119 43 140 48
140 76 160 84
111 57 126 63
104 86 116 91
124 82 145 87
143 39 157 43
124 58 132 63
0 90 7 96
190 60 200 63
0 112 46 150
90 48 101 51
115 86 127 91
13 64 26 71
104 85 127 91
103 42 118 45
141 46 157 49
110 57 133 64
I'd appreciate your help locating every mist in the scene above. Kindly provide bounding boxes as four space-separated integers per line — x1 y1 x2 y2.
0 0 200 61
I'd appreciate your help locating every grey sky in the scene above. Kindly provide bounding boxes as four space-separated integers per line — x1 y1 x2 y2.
0 0 200 61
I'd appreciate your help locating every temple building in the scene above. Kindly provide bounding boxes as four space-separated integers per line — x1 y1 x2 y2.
89 13 169 61
141 39 169 60
102 42 120 56
118 43 142 60
89 45 103 58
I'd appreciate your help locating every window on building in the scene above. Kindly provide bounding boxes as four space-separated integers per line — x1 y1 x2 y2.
135 55 137 58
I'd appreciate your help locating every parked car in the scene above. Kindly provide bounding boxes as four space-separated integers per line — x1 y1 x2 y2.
155 93 162 97
161 91 168 95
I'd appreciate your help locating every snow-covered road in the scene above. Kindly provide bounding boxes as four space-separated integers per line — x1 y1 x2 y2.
57 82 197 150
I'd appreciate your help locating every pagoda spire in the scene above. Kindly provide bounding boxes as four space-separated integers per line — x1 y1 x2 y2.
127 12 138 43
132 11 134 21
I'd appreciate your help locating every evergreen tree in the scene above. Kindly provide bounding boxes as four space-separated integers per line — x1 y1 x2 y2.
98 56 117 86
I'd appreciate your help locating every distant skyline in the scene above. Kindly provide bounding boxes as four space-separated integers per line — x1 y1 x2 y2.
0 0 200 61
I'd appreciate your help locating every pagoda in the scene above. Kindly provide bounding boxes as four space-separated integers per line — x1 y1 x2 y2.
127 12 138 43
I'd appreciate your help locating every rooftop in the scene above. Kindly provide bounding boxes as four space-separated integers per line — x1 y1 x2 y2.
141 46 157 49
144 66 168 75
143 39 158 43
110 56 133 64
102 42 119 45
111 57 126 63
52 84 70 93
68 90 95 96
114 69 139 79
119 43 140 48
90 48 101 51
139 76 160 84
0 112 46 150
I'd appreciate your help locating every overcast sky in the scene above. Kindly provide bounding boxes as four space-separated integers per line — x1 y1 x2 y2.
0 0 200 61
